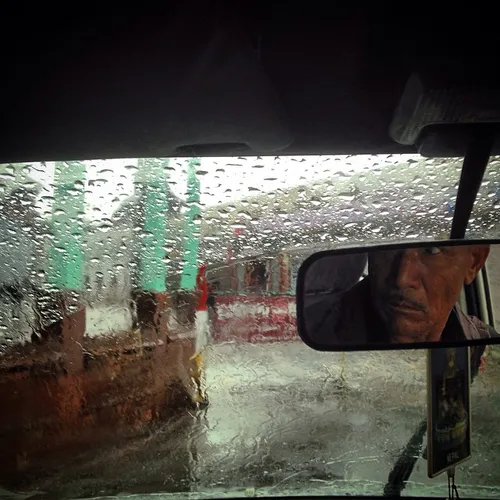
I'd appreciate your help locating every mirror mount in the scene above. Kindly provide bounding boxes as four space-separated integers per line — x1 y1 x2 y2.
450 126 495 239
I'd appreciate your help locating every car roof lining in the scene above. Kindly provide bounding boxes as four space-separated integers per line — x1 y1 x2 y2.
1 3 500 162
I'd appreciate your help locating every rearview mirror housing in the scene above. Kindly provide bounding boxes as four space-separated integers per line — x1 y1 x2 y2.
296 240 500 351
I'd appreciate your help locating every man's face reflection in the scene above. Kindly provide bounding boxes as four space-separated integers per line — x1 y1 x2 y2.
369 245 490 343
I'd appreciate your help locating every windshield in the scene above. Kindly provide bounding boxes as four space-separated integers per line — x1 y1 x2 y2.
0 155 499 499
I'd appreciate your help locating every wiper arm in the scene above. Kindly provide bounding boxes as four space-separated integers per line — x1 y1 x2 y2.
383 419 427 497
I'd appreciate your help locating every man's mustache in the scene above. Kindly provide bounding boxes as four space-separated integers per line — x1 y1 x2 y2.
382 292 428 312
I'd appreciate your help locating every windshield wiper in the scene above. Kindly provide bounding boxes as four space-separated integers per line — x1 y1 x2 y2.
383 419 427 496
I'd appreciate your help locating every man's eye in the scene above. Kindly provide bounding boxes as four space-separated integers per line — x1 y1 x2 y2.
423 247 442 255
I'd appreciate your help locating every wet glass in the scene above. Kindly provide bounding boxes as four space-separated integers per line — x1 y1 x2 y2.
0 155 499 499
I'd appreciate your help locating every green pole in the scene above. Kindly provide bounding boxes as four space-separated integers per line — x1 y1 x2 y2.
137 158 169 292
180 159 201 290
48 161 86 290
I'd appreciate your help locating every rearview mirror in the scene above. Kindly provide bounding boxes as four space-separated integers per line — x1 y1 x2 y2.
296 241 500 350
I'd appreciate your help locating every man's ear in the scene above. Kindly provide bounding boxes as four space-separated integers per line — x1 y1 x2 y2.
464 245 491 285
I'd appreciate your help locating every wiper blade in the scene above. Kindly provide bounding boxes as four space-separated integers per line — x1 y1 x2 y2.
383 419 427 497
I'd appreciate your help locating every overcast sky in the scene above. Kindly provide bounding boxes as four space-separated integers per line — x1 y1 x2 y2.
21 154 417 220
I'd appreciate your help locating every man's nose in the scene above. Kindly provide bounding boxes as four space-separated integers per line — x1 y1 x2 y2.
395 250 422 289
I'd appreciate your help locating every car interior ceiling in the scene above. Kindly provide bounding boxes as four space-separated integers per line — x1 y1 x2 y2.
1 3 500 162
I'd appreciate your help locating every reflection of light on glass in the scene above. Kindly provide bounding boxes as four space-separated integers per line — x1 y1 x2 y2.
4 154 452 222
85 159 136 220
180 155 415 208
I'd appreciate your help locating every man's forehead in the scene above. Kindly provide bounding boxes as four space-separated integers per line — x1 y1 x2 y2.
447 244 488 257
446 245 471 255
368 245 472 259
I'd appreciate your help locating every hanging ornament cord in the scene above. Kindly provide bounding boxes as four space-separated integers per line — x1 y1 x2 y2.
447 468 460 499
